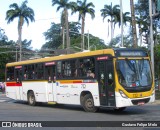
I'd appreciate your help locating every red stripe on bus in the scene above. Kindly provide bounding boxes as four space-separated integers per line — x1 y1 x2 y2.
6 82 22 87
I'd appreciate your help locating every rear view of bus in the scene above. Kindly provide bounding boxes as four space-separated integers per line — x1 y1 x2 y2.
114 49 155 110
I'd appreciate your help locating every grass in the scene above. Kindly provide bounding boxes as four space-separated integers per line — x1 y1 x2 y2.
155 90 160 100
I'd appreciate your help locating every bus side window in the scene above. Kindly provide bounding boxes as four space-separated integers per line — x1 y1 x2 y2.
57 61 62 79
6 67 14 81
37 64 44 79
23 66 28 80
79 58 95 78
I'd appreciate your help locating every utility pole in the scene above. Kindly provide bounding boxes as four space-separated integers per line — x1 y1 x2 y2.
130 0 137 48
149 0 155 80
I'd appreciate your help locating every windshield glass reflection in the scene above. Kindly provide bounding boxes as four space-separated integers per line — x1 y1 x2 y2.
117 59 152 87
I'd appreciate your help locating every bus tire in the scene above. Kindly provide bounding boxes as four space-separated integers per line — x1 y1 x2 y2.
28 91 36 106
82 94 98 112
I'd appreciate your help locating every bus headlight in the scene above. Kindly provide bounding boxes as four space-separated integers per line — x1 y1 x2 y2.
119 90 128 99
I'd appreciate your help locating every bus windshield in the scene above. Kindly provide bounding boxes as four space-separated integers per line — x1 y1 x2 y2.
116 59 152 88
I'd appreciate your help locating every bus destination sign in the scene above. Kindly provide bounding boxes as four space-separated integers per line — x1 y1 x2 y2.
115 50 147 57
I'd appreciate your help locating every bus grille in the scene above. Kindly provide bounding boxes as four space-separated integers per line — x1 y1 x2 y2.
131 98 150 105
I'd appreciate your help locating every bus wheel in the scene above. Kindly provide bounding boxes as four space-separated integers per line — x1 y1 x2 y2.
114 107 126 112
28 91 36 106
82 94 98 112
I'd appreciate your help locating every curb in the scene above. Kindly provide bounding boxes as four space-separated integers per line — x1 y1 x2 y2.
149 100 160 105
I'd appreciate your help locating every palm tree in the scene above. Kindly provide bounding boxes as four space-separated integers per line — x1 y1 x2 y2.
116 12 131 27
130 0 137 48
71 0 95 51
52 0 74 53
100 3 120 41
5 0 35 61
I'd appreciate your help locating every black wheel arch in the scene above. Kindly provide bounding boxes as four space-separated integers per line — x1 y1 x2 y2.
80 91 93 105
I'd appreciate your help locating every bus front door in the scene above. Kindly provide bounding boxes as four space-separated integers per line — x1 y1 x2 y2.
97 59 115 106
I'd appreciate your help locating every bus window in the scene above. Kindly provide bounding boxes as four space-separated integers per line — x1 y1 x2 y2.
79 58 95 78
6 67 14 81
27 64 35 80
15 67 22 82
23 65 28 80
62 60 76 78
57 61 62 78
45 65 56 81
37 64 44 79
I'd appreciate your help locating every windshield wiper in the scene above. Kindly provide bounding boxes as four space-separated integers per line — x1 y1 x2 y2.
139 59 144 79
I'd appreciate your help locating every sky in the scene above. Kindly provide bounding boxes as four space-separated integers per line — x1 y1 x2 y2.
0 0 131 50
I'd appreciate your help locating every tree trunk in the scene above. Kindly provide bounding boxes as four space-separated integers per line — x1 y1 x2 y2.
64 8 70 54
18 17 23 61
81 14 85 51
61 10 65 49
130 0 137 48
111 19 113 40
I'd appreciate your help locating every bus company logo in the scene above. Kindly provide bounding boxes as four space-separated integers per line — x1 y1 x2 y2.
2 122 11 127
60 85 68 88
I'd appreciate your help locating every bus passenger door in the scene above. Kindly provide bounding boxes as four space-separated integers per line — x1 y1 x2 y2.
45 62 56 102
15 66 22 100
97 57 115 106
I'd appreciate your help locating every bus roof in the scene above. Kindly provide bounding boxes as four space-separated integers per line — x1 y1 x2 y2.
6 48 148 67
6 49 115 67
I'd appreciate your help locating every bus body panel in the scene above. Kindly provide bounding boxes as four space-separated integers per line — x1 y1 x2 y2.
22 82 48 102
55 81 100 106
6 82 23 100
115 91 155 107
5 48 155 111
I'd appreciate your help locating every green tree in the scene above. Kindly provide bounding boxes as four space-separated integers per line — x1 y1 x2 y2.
100 3 120 41
43 22 62 49
0 39 16 81
154 44 160 80
5 0 35 61
43 22 81 49
71 0 95 50
42 22 106 53
108 34 132 48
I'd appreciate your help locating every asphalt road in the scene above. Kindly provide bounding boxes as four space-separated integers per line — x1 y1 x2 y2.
0 93 160 130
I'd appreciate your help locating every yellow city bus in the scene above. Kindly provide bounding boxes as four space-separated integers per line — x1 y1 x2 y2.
5 48 155 112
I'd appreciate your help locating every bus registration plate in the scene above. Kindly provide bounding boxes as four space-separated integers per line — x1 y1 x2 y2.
138 102 145 105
